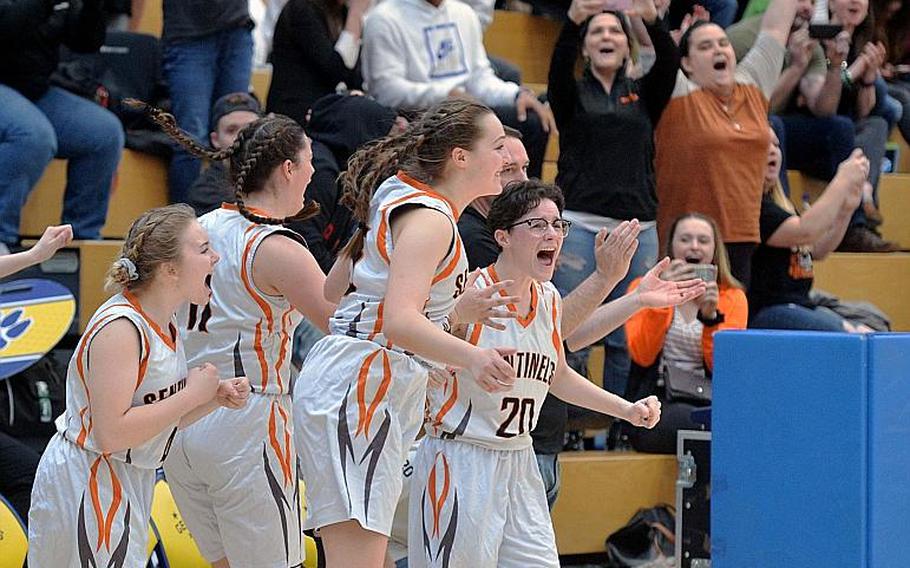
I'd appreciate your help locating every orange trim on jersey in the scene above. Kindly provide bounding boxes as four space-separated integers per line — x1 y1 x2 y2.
355 349 392 438
275 402 294 487
123 291 176 351
74 306 133 446
89 456 105 549
487 266 538 328
363 350 392 436
268 401 293 486
550 295 562 357
467 323 483 346
431 237 462 285
355 349 382 436
368 301 385 341
428 452 451 537
396 171 461 220
432 375 459 428
101 457 123 551
240 227 275 389
220 202 271 217
135 327 151 391
374 191 425 264
274 308 293 392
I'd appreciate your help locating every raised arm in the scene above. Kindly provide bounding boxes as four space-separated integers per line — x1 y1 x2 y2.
766 149 867 259
0 225 73 279
87 320 218 453
633 0 680 124
759 0 798 48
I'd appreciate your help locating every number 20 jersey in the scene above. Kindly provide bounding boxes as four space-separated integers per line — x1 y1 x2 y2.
424 266 563 451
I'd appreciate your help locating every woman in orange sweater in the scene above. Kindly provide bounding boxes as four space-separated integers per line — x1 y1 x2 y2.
624 212 748 453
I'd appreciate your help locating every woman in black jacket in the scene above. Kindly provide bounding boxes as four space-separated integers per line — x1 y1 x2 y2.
267 0 370 123
548 0 678 396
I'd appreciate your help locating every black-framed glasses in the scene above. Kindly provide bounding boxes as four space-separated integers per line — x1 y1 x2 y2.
506 217 572 237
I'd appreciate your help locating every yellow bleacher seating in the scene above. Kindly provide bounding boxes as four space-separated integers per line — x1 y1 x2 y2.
551 451 677 555
151 479 211 567
0 495 27 568
251 67 273 105
484 11 562 86
19 150 169 241
813 252 910 331
890 131 910 174
135 0 163 37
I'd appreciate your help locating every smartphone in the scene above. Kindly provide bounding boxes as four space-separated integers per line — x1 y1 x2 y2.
808 24 843 39
691 264 717 283
603 0 632 11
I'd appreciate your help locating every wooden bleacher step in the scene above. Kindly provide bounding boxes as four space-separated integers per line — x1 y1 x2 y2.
813 252 910 332
551 451 677 555
20 150 169 241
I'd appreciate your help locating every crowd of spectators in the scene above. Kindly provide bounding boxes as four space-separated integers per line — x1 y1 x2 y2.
1 0 909 484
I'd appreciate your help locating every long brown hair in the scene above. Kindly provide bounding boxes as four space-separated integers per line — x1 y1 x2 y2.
664 212 743 290
105 204 198 293
127 99 319 225
339 98 496 260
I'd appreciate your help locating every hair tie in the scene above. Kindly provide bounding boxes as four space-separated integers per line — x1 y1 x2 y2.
358 221 368 232
115 258 139 282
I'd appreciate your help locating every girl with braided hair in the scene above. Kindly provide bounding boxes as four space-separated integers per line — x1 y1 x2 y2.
293 98 517 566
28 204 250 568
134 102 337 568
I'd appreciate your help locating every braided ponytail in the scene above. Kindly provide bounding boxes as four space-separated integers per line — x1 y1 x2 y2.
130 99 320 226
104 204 197 293
339 98 494 261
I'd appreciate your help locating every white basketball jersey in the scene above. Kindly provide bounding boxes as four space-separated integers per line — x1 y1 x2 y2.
58 292 188 468
425 266 563 450
330 173 469 353
179 205 303 395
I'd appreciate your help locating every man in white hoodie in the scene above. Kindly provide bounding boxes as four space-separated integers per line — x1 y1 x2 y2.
361 0 555 178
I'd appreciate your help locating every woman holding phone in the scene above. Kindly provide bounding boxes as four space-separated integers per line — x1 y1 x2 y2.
623 213 748 454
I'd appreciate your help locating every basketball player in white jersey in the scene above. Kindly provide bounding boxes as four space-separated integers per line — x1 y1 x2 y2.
294 99 527 566
139 106 337 568
27 205 250 568
410 181 706 567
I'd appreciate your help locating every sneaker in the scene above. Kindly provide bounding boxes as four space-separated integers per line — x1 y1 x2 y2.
836 226 901 253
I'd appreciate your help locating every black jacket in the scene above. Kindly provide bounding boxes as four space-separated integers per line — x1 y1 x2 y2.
267 0 363 123
0 0 106 100
547 18 678 221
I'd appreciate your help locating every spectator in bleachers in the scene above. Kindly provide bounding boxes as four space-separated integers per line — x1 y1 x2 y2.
819 0 899 251
162 0 254 204
750 130 875 330
186 92 263 216
249 0 289 67
0 0 124 254
289 93 405 274
654 0 797 287
548 0 677 396
624 212 747 454
268 0 370 123
360 0 557 178
727 0 852 188
874 0 910 144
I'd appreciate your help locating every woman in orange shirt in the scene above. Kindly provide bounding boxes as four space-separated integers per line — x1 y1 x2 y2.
624 213 747 453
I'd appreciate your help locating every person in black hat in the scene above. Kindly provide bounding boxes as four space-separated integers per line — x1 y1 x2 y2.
186 92 263 216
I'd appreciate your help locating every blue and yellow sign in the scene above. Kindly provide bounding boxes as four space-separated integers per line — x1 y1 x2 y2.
0 279 75 380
